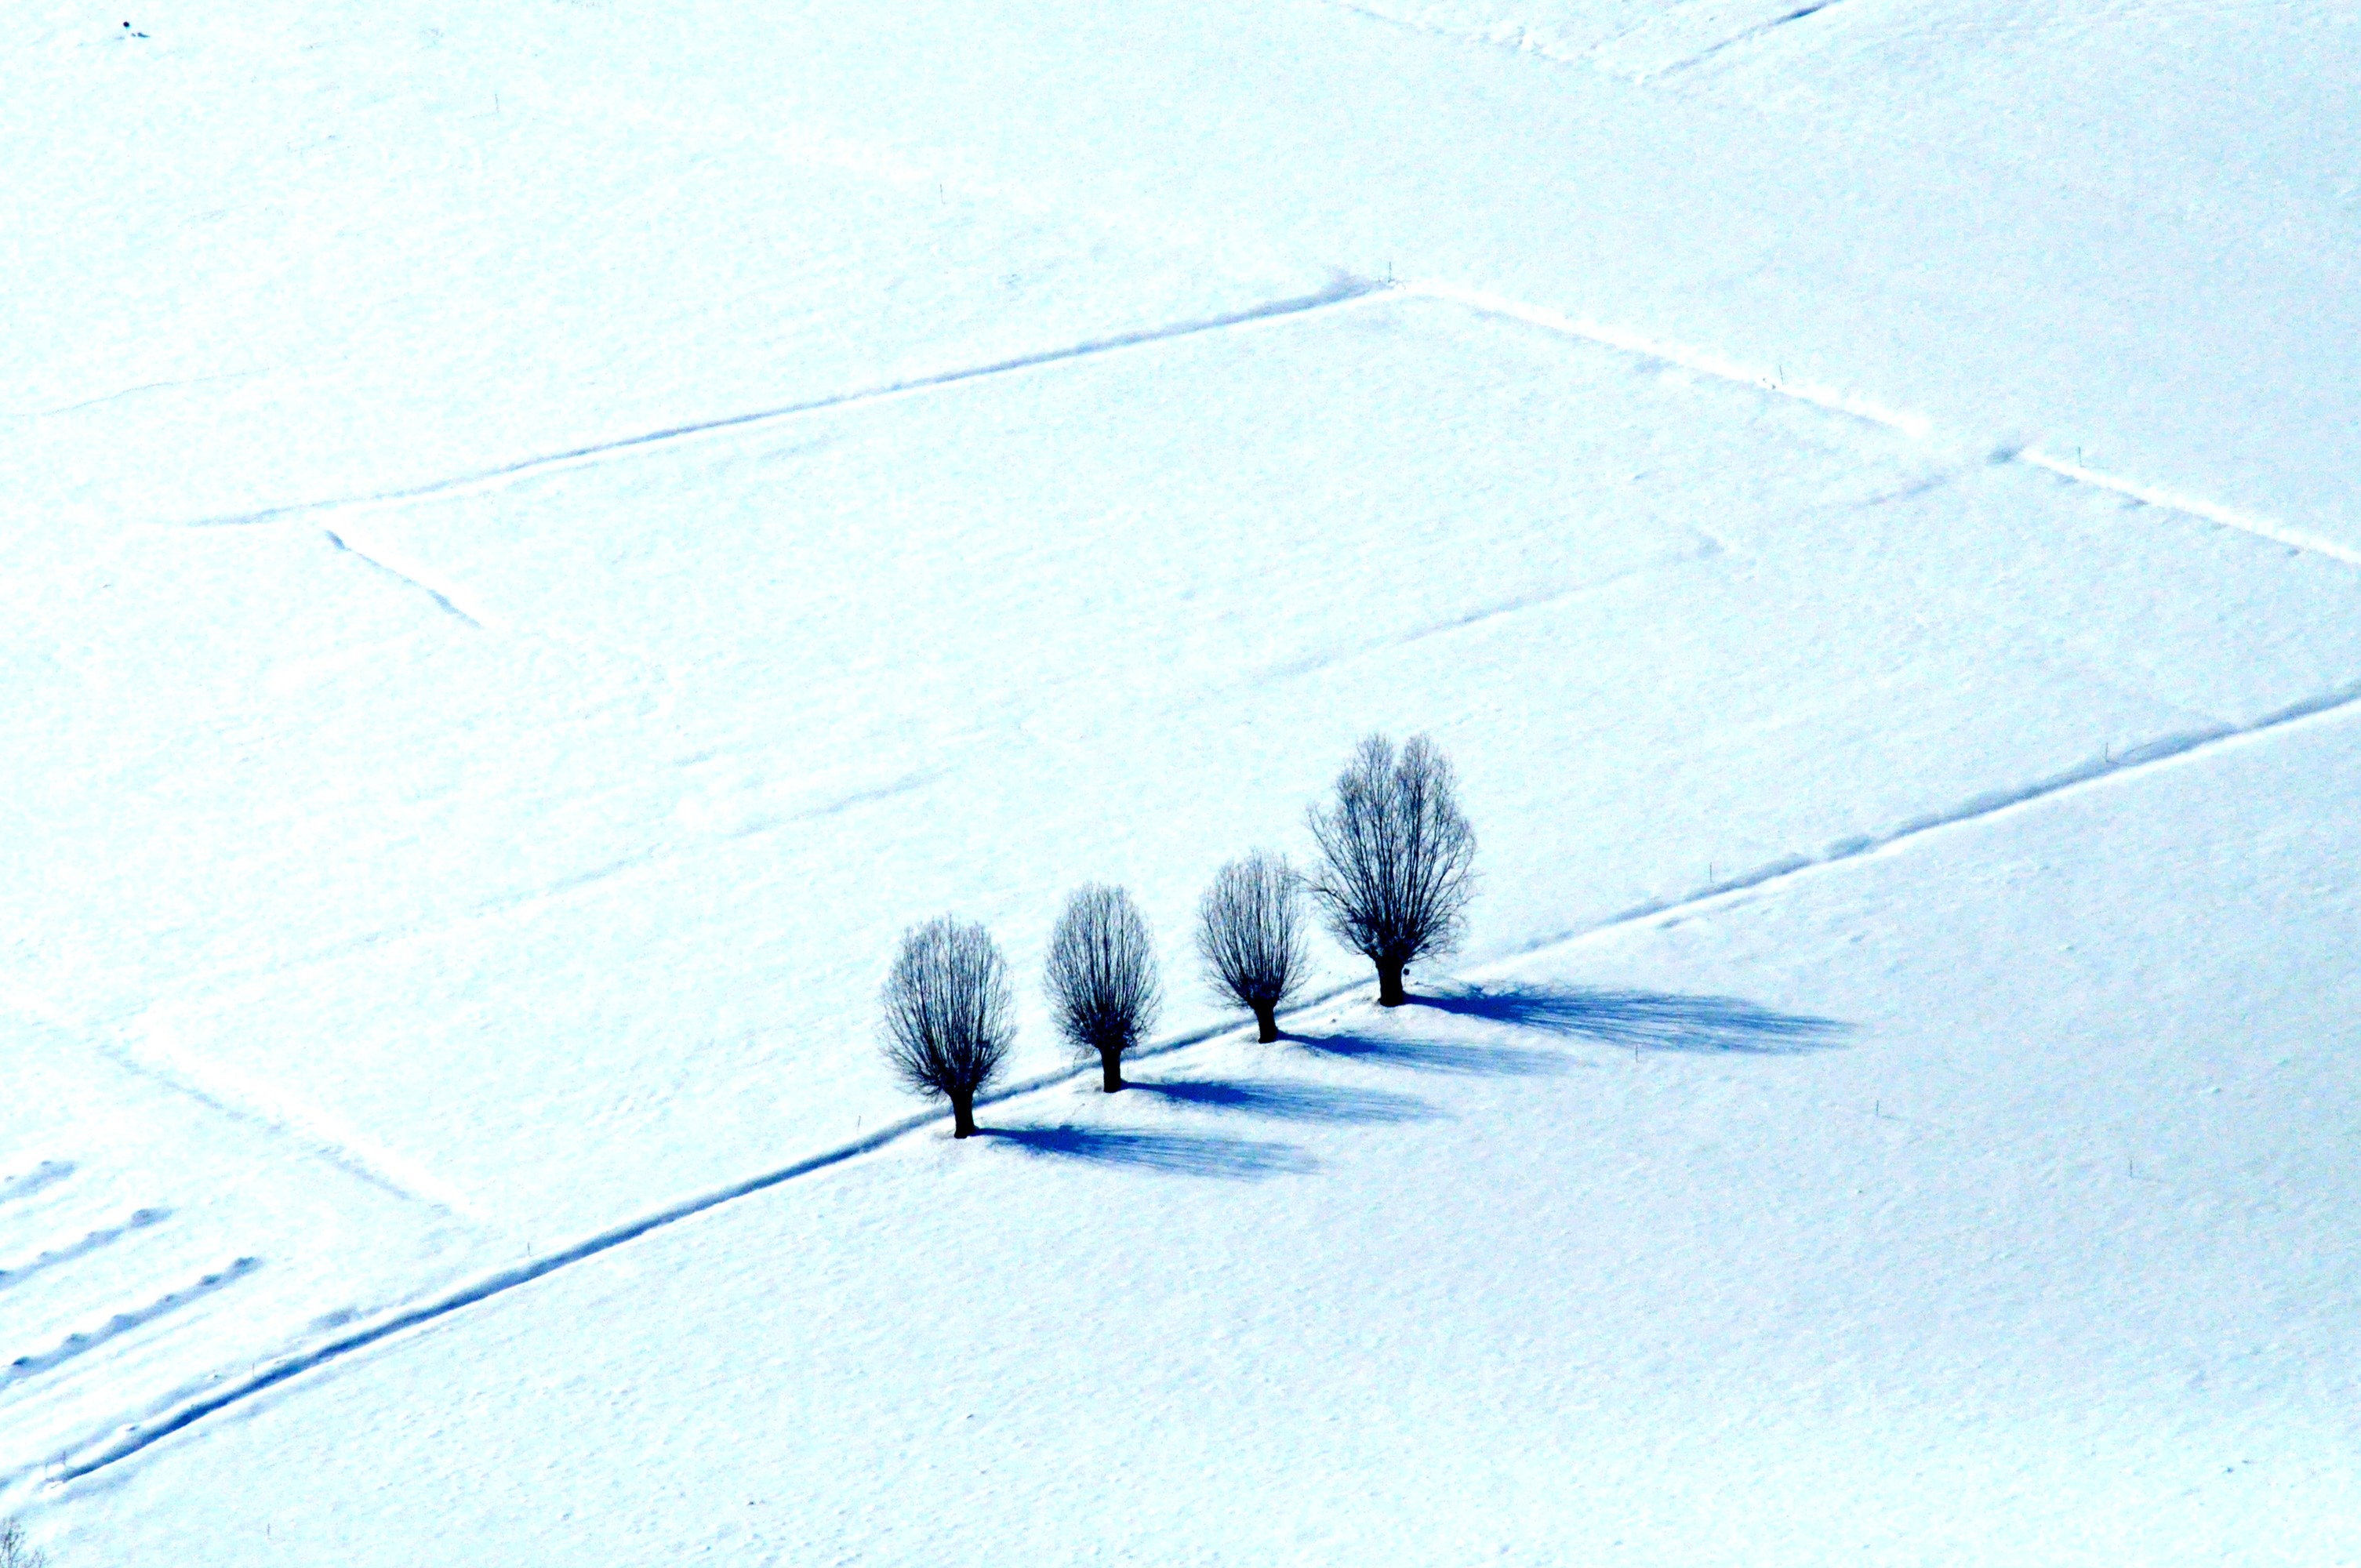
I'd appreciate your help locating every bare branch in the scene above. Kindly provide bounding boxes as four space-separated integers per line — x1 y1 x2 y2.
1197 851 1310 1041
1306 734 1477 1006
1044 884 1161 1091
880 916 1015 1137
0 1519 45 1568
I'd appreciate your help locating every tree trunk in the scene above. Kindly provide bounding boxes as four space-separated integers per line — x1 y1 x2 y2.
1099 1048 1124 1093
1376 959 1407 1007
951 1091 977 1138
1252 1004 1279 1044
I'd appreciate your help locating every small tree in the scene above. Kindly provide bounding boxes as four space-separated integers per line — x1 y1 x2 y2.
1197 851 1309 1042
881 916 1015 1138
1307 733 1476 1007
1044 884 1161 1092
0 1519 45 1568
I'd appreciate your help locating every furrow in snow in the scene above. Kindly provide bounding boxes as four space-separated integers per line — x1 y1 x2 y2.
322 530 486 629
2017 449 2361 569
1313 0 1593 68
166 274 2337 585
1408 279 1934 435
1538 684 2361 944
1644 1 1849 80
1409 280 2358 572
176 278 1387 530
94 1026 478 1221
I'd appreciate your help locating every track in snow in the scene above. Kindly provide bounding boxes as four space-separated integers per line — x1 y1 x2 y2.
1582 682 2361 930
323 529 486 629
2015 448 2361 569
1646 1 1851 79
1413 280 2361 572
171 275 2347 578
1315 0 1860 80
176 278 1388 531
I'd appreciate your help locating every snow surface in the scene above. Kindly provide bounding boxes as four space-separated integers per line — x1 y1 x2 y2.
5 0 2358 1560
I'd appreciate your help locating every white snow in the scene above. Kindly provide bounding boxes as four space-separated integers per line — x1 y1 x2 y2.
4 0 2357 1560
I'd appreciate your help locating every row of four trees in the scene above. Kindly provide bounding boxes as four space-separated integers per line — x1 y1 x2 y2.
882 734 1477 1136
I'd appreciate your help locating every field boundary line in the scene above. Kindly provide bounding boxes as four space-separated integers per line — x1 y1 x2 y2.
166 273 2348 575
1504 681 2361 957
1408 278 2359 571
173 279 1386 531
2016 448 2361 568
1406 279 1934 436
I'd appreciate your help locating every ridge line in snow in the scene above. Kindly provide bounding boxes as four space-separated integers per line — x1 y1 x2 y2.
1408 281 2360 571
172 278 1388 531
322 529 487 629
163 275 2341 575
1527 683 2361 946
1314 0 1592 68
1645 2 1850 81
2014 449 2361 568
3 993 474 1218
1312 0 1854 82
1407 280 1934 436
43 675 2361 1486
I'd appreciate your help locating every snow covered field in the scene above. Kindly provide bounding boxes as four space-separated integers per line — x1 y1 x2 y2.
5 0 2358 1560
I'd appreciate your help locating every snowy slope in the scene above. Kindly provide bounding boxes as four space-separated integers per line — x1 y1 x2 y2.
5 0 2357 1559
41 712 2361 1564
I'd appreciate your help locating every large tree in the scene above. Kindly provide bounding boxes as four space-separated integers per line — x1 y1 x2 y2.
1044 884 1161 1091
880 916 1015 1137
1197 851 1310 1042
1307 734 1477 1007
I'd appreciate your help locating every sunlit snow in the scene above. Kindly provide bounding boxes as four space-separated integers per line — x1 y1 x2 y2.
5 0 2357 1559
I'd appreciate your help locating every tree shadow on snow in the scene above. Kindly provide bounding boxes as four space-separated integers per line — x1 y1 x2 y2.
1286 1029 1570 1077
1419 984 1847 1056
982 1126 1315 1180
0 1160 74 1207
1128 1079 1434 1124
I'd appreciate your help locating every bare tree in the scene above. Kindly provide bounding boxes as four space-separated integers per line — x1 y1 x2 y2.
0 1519 44 1568
1044 884 1161 1091
1306 733 1476 1007
1197 851 1310 1041
880 916 1015 1138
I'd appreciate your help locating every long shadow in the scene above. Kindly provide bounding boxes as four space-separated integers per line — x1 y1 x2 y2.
1128 1079 1434 1124
1288 1030 1569 1077
1420 984 1847 1055
982 1126 1314 1180
0 1160 74 1206
0 1207 169 1297
5 1256 260 1384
